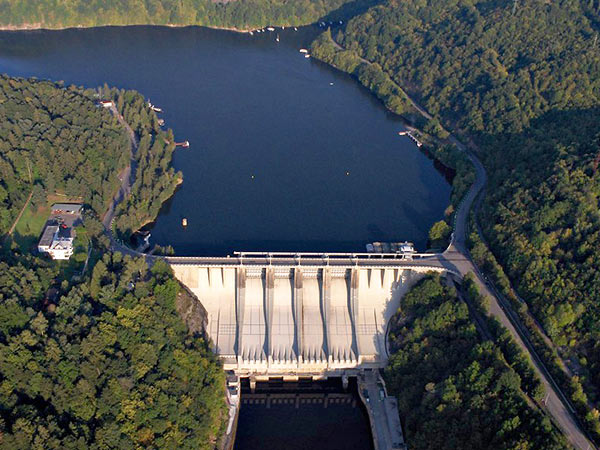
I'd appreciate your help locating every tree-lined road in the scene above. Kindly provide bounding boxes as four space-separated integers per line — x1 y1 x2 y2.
102 45 595 449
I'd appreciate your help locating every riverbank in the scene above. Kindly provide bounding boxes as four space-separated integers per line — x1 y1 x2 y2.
310 24 598 450
0 22 254 33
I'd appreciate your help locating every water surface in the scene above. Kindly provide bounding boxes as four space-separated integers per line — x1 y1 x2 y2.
0 25 451 254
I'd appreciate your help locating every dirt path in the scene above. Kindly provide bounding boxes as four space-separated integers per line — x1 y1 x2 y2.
7 190 33 236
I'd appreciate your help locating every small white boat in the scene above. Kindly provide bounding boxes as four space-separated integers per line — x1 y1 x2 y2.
299 48 308 53
294 27 298 31
249 31 253 35
267 26 275 31
330 82 334 86
182 218 188 227
305 54 310 58
276 34 280 42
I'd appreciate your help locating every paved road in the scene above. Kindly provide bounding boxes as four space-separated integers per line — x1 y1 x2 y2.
102 104 138 232
103 43 595 449
359 370 406 450
337 37 596 447
440 136 594 449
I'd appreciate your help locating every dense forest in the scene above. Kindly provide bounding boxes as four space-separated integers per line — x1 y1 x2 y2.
0 75 129 234
0 242 226 449
0 75 181 244
0 74 226 448
385 274 567 449
0 0 352 30
312 0 600 440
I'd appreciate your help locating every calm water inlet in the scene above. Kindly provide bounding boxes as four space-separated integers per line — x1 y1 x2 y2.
0 26 451 254
235 378 374 450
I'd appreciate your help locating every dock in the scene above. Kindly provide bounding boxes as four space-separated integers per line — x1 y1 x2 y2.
398 130 423 147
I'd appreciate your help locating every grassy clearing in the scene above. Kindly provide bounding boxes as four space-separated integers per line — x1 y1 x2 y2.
13 203 49 251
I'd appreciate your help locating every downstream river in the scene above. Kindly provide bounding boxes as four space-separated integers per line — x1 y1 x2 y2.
0 25 450 255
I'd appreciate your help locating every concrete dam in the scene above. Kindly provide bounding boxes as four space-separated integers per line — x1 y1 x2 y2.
169 252 453 377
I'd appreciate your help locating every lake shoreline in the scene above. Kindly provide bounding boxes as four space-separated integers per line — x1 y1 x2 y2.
0 25 452 255
0 22 287 33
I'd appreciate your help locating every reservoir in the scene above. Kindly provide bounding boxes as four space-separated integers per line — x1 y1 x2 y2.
0 25 450 255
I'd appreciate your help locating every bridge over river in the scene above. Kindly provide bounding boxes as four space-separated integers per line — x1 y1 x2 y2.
167 251 460 377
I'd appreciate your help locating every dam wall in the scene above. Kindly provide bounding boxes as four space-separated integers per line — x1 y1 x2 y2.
170 257 446 375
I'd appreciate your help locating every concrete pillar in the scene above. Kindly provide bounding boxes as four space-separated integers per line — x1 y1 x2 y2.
350 267 361 362
321 268 331 366
236 267 246 367
265 267 274 366
294 268 303 366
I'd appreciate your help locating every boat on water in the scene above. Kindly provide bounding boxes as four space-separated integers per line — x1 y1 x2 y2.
276 34 280 42
249 31 253 35
267 26 275 31
182 218 188 227
175 140 190 148
294 27 298 31
299 48 308 53
158 118 165 126
398 131 408 136
305 54 311 58
147 101 162 112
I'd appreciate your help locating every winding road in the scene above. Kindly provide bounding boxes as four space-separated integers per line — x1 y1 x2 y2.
322 33 595 449
103 43 595 448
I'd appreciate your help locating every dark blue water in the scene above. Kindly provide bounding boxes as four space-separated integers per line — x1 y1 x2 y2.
0 25 450 255
235 378 374 450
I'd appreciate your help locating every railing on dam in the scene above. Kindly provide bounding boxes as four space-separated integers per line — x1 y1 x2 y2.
169 253 458 376
165 251 460 274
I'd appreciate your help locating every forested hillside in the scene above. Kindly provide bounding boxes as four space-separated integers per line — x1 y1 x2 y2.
0 76 181 242
0 76 129 234
325 0 600 133
312 0 600 440
100 86 183 237
385 274 567 449
0 246 226 449
0 0 350 30
0 74 226 448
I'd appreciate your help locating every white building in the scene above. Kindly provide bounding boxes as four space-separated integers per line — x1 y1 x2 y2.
38 225 74 260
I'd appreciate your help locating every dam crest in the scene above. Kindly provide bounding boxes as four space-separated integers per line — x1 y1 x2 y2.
169 252 453 377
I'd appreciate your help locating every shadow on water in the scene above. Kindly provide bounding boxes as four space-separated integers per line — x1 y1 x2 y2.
235 377 374 450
